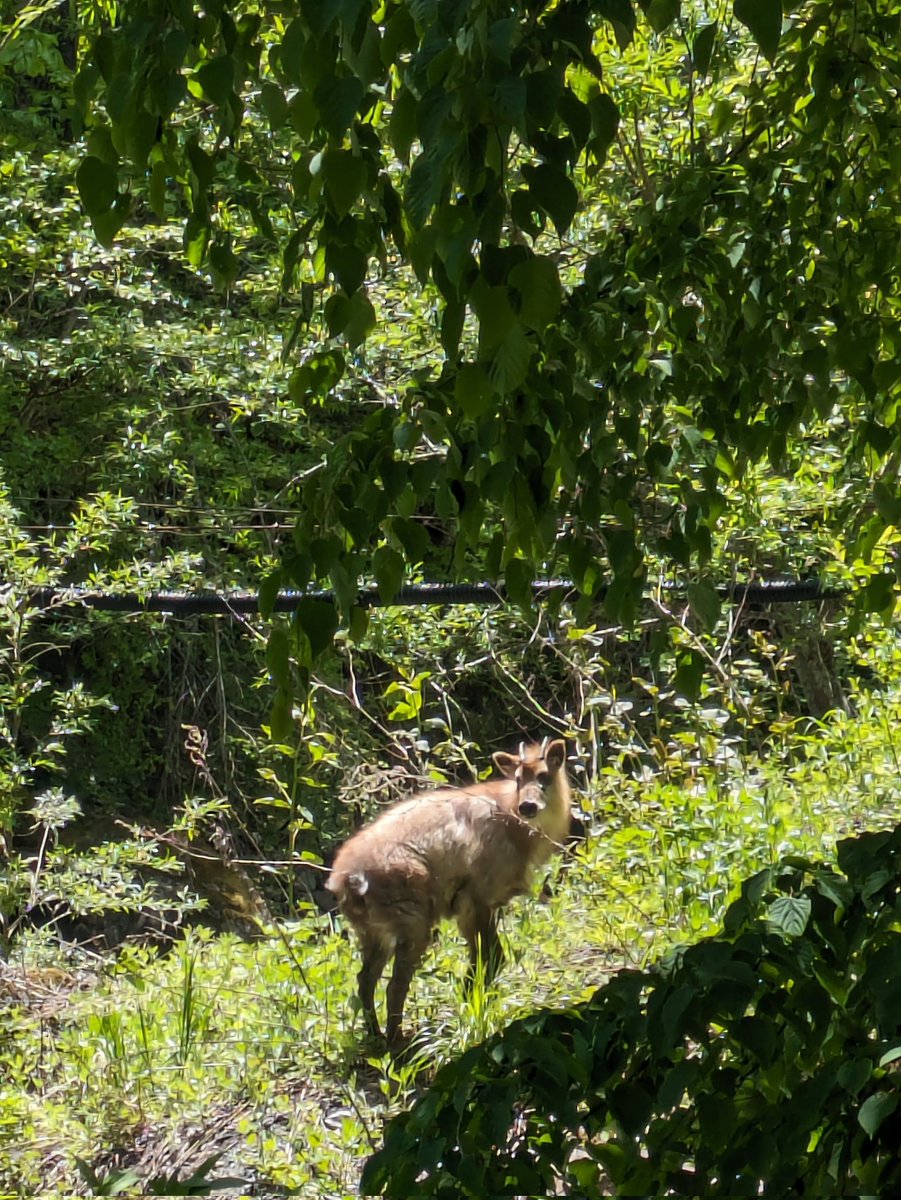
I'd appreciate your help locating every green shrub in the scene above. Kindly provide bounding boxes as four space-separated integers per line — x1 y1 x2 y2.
364 825 901 1197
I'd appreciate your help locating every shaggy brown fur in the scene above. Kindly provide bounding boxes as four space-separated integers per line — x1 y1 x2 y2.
326 738 571 1044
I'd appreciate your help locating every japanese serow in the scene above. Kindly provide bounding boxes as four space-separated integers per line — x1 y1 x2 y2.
326 738 571 1045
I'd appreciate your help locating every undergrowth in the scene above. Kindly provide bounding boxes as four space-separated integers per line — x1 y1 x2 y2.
3 665 901 1197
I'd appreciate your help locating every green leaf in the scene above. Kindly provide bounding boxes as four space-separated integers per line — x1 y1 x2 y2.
505 558 534 611
373 545 405 603
441 299 465 358
209 238 238 288
149 160 167 218
390 88 418 164
190 56 235 105
509 256 562 331
521 163 578 234
837 1059 871 1097
258 569 282 619
473 283 515 351
90 199 128 248
296 598 339 658
77 156 118 216
489 322 533 393
687 579 721 632
406 154 444 229
322 149 367 217
269 687 294 741
314 73 366 137
343 289 377 348
184 216 210 268
266 623 291 688
596 0 637 50
260 81 289 129
766 894 811 938
608 1081 653 1137
289 350 346 403
734 0 783 63
673 647 704 701
859 1092 897 1139
589 92 620 144
325 243 368 294
692 21 718 74
640 0 680 33
455 364 494 419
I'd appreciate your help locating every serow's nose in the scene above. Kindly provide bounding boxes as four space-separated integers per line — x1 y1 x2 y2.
518 798 539 818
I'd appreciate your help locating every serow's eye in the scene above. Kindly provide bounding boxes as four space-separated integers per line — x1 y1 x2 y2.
536 771 551 788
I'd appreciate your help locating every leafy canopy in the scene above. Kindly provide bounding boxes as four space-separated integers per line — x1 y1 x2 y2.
55 0 901 639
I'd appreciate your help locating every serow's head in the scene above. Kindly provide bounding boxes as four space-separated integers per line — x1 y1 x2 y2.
493 737 566 821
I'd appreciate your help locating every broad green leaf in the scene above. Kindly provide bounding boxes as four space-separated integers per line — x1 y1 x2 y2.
258 569 282 619
269 687 294 741
289 350 346 403
687 579 721 632
597 0 637 50
190 56 235 105
76 156 118 216
838 1058 872 1095
259 81 289 129
455 363 494 419
73 64 100 112
122 110 158 165
608 1081 653 1136
322 149 367 217
329 560 358 614
766 894 811 938
504 557 534 610
183 216 210 268
859 1092 897 1139
521 163 578 234
489 322 533 393
373 545 405 603
472 283 515 350
149 160 166 219
673 647 704 701
342 289 377 348
90 203 127 248
266 623 291 688
296 598 339 658
440 299 465 357
878 1046 901 1069
301 0 342 38
589 92 620 144
314 74 366 137
405 154 444 229
509 256 562 331
209 239 238 288
734 0 782 63
325 243 368 294
390 517 430 565
640 0 680 33
692 21 718 74
389 88 418 163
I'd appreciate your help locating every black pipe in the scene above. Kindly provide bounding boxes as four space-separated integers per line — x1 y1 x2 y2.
15 578 850 616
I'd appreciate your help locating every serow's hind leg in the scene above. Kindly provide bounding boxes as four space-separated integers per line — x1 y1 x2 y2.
385 935 429 1047
356 936 391 1039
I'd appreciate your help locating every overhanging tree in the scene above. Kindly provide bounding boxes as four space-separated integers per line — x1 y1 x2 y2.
48 1 901 671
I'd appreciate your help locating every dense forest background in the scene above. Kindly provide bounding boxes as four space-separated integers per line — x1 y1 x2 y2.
3 0 901 1195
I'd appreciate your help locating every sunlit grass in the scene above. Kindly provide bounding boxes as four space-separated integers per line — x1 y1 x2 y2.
5 666 901 1195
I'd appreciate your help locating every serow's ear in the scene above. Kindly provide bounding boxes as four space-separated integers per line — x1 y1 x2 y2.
492 751 519 778
544 739 566 773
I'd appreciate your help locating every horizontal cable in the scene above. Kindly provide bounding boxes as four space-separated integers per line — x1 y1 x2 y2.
11 578 850 616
